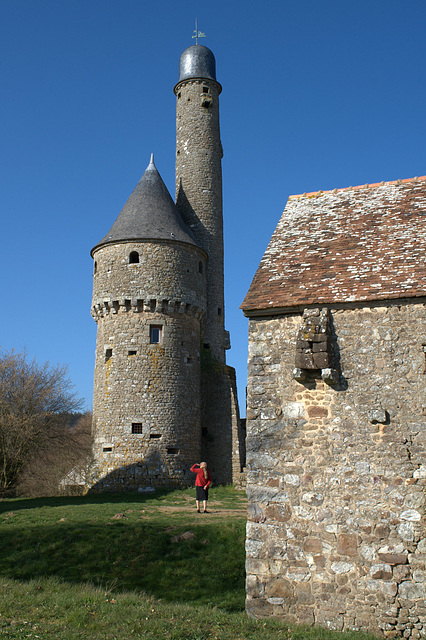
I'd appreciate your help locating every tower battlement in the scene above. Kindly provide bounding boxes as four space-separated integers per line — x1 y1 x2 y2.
91 297 205 321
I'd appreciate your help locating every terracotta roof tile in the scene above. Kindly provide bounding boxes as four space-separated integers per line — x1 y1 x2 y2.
241 176 426 314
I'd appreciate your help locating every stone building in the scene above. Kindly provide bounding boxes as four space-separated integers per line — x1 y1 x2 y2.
242 177 426 636
88 44 243 491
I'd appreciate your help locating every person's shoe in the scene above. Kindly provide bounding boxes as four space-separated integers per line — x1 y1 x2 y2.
203 510 209 513
197 509 201 513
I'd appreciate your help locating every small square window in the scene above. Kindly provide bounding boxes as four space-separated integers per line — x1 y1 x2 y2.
202 86 209 93
150 325 162 344
128 350 137 356
132 423 143 434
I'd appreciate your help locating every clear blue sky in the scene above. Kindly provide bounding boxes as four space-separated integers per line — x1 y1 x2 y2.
1 0 425 414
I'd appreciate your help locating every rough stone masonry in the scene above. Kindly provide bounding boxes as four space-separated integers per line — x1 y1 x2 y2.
242 178 426 637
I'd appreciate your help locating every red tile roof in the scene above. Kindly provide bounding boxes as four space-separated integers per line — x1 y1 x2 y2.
241 176 426 314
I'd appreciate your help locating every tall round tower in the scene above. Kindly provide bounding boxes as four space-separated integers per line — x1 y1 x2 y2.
174 45 242 485
89 156 207 490
174 45 228 363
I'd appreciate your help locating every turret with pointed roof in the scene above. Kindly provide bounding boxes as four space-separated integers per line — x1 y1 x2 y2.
91 155 199 254
88 152 208 491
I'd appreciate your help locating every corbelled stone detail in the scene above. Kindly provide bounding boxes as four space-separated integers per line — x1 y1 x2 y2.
91 298 204 321
293 309 339 384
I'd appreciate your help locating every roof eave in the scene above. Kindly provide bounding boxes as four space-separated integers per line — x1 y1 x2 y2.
90 237 208 259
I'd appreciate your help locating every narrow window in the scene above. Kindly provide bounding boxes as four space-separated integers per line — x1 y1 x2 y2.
167 447 179 455
105 348 112 362
149 434 161 439
202 427 208 437
129 251 139 264
94 261 97 274
218 307 222 316
103 447 112 452
198 261 203 274
150 325 162 344
177 92 181 98
131 423 143 434
128 350 137 356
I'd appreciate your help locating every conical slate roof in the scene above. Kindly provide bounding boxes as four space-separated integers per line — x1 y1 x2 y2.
91 155 199 255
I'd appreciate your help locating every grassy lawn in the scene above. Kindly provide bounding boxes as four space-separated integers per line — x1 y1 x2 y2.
0 487 382 639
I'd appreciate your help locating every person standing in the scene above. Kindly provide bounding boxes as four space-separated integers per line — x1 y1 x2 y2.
190 462 212 513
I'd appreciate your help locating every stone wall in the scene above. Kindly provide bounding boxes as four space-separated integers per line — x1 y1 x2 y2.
245 301 426 637
200 362 244 485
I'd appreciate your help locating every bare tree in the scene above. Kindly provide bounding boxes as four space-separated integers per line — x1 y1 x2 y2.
0 350 84 493
16 412 92 497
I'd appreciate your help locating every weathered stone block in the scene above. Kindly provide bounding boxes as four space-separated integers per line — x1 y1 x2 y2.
312 351 329 368
337 533 358 556
295 352 315 368
247 502 266 523
378 553 408 565
307 405 328 418
313 340 330 352
370 564 393 580
265 503 291 523
296 340 311 349
331 561 354 574
303 538 323 554
399 581 426 600
321 368 339 384
265 578 294 599
293 367 308 382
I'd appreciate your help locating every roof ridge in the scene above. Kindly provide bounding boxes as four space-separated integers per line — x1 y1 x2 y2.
289 175 426 200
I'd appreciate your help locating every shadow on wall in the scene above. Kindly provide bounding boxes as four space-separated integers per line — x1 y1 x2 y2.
88 450 196 493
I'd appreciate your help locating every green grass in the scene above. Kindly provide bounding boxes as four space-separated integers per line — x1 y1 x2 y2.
0 487 382 639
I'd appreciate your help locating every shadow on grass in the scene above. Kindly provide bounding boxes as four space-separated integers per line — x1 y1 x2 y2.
0 489 179 514
0 517 246 612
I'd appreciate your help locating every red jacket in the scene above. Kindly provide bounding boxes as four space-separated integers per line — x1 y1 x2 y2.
190 464 212 489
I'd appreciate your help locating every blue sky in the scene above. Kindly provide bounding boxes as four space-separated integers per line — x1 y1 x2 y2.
1 0 425 414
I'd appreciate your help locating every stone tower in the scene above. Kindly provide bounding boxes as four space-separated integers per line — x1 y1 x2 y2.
89 156 207 490
88 44 243 491
174 45 243 484
175 45 225 363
